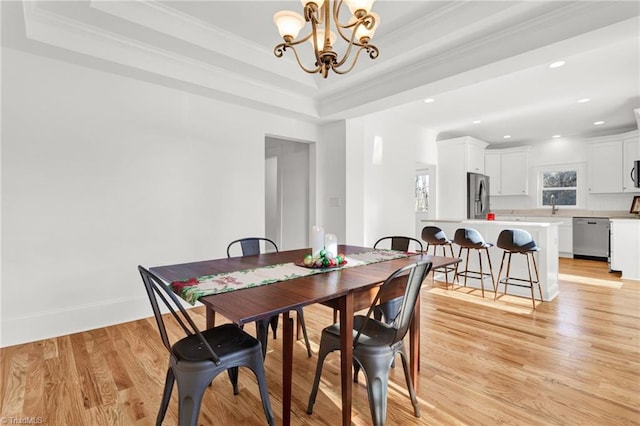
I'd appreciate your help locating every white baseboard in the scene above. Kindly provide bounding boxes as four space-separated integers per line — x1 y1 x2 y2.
0 296 153 348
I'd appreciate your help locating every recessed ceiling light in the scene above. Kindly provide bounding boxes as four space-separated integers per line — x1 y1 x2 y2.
549 61 565 68
577 98 590 103
594 121 605 126
473 120 482 124
424 98 434 103
552 135 561 138
503 135 512 139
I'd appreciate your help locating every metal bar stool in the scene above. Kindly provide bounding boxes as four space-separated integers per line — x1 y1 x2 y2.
421 226 457 288
494 229 543 309
453 227 496 297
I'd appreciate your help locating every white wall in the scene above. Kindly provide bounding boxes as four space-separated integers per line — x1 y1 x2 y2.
0 48 317 347
345 113 436 246
489 136 637 212
315 121 347 243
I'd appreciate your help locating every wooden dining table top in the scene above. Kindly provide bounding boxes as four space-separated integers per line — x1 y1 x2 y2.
151 245 458 325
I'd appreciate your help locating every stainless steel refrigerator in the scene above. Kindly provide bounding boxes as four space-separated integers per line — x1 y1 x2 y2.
467 172 490 219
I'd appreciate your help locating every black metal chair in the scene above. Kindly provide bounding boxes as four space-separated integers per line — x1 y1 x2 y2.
421 226 457 288
226 237 279 258
453 227 496 297
138 266 275 426
306 260 432 426
227 237 313 358
494 229 543 309
372 236 424 323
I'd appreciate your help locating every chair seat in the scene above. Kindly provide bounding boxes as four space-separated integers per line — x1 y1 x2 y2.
172 324 260 362
323 315 397 347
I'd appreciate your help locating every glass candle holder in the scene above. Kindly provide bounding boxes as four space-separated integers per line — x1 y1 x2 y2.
324 233 338 258
311 225 325 257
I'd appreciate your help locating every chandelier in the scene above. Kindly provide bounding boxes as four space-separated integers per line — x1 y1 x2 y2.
273 0 380 78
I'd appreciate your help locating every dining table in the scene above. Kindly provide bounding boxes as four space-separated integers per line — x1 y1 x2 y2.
151 244 460 425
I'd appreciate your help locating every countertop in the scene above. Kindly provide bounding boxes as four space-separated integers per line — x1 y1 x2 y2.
492 209 637 219
421 219 558 227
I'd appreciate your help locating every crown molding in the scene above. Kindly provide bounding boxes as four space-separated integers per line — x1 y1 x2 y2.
21 1 319 119
90 0 317 90
317 1 640 118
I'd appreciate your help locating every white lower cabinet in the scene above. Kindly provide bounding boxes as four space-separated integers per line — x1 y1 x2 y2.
610 219 640 280
557 221 573 257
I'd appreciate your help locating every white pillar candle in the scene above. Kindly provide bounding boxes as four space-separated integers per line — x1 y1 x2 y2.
324 233 338 258
311 225 325 257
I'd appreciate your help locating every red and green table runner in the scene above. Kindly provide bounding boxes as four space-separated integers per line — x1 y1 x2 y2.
171 249 410 305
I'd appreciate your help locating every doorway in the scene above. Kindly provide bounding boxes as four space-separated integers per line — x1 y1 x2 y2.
415 163 436 236
265 137 310 250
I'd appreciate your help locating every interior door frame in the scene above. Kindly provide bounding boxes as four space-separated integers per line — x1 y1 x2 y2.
265 135 315 250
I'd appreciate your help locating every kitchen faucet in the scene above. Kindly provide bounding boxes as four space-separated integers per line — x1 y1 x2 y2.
550 194 558 215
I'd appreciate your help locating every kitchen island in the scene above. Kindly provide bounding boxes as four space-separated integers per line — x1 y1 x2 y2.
420 219 559 301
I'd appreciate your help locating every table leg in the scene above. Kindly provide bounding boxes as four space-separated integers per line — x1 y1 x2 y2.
409 297 420 385
282 312 293 426
206 308 216 329
339 294 354 426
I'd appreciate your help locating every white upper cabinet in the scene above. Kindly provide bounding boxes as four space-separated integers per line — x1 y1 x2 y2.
466 140 486 174
437 136 488 219
484 147 530 196
485 152 501 194
587 131 639 194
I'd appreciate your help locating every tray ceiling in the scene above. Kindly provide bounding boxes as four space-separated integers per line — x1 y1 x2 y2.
3 0 639 144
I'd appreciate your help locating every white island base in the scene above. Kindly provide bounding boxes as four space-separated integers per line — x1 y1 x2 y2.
421 220 559 301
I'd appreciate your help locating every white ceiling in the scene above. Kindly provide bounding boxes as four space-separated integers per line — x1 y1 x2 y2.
3 0 640 145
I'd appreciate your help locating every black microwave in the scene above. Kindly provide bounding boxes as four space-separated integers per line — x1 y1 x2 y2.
634 160 640 188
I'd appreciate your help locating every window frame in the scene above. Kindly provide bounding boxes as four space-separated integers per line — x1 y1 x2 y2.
536 163 584 209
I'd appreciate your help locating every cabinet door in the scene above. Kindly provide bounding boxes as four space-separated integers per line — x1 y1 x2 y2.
623 138 640 193
466 143 485 174
558 223 573 256
610 220 620 270
501 151 529 195
485 152 501 195
587 140 622 193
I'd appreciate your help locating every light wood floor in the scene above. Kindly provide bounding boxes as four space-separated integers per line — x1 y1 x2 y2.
1 258 638 425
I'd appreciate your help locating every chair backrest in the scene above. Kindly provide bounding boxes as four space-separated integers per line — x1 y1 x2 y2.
227 237 278 258
453 227 487 248
421 226 450 245
138 265 221 364
354 260 432 348
373 236 423 253
497 229 538 252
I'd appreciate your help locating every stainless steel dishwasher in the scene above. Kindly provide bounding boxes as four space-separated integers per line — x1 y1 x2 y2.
572 217 610 261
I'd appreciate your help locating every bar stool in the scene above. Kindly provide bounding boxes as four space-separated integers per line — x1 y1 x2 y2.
421 226 456 288
453 227 496 297
495 229 543 309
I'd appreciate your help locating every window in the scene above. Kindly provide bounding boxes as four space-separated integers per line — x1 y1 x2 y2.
415 174 429 212
541 169 577 206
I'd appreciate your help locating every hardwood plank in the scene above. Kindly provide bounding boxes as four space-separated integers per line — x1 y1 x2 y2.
0 258 638 425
